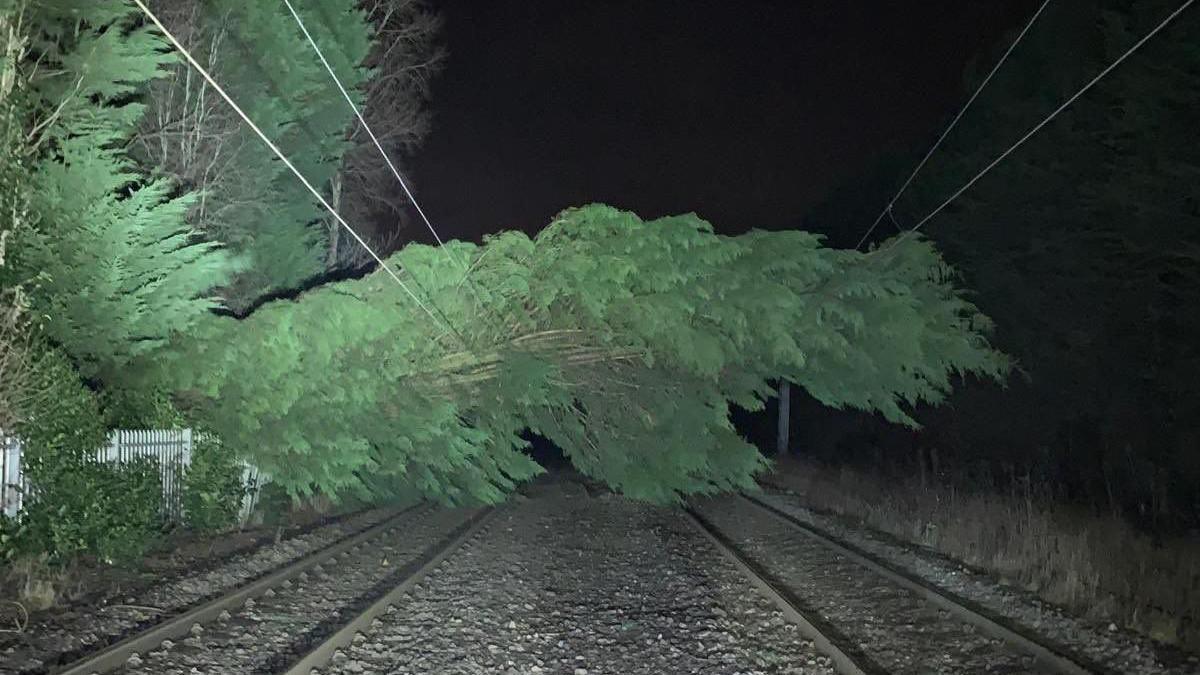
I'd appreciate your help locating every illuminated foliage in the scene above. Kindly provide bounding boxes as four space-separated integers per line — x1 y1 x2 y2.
133 0 376 311
13 0 234 383
165 205 1007 503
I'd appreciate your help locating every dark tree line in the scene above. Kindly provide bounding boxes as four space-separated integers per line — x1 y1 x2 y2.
795 0 1200 530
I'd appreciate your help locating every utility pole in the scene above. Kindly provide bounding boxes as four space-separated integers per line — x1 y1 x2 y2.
776 380 790 455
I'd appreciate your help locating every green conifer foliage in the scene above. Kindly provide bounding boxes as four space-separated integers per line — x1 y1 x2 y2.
134 0 374 311
166 205 1007 503
14 0 234 382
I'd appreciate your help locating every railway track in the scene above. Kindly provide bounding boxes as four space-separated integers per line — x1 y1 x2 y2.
18 481 1151 674
2 507 409 675
41 504 488 675
688 494 1110 675
294 485 839 675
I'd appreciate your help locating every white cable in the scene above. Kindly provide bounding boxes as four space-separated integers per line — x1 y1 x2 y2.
855 0 1052 251
131 0 450 333
889 0 1195 249
283 0 508 341
281 0 467 272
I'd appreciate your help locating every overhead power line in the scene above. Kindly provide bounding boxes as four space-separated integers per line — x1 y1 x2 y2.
281 0 457 260
855 0 1052 251
887 0 1196 250
281 0 507 340
130 0 452 335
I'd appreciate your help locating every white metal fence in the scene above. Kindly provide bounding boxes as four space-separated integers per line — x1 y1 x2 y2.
104 428 193 519
1 435 20 521
0 429 263 523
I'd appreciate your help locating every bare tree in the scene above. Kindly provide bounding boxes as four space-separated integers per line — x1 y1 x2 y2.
132 0 444 274
0 284 34 432
1 7 35 430
328 0 445 269
132 1 262 246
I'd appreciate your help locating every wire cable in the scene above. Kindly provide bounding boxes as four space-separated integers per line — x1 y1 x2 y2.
282 0 511 340
130 0 452 335
885 0 1195 251
855 0 1052 251
282 0 456 259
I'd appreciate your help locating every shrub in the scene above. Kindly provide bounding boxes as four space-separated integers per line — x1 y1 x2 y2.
101 386 186 430
253 482 294 528
7 458 163 564
13 345 108 472
1 347 163 565
182 434 246 532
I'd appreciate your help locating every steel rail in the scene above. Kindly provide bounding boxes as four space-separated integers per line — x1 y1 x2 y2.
26 506 377 667
738 492 1110 675
54 503 430 675
281 506 499 675
683 506 881 675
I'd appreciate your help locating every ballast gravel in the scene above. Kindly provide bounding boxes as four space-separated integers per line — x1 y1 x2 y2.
112 506 479 674
758 492 1200 675
0 507 398 675
694 495 1048 674
318 484 837 675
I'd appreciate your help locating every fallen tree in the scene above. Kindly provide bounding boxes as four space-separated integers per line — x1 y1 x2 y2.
162 204 1008 503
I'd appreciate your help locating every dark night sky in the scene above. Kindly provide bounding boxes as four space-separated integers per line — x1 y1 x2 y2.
412 0 1043 241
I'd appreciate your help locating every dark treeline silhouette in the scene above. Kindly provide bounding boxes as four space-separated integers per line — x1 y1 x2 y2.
782 0 1200 532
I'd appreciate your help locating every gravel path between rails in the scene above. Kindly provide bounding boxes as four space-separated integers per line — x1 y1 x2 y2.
758 493 1200 675
318 485 838 675
693 495 1049 674
111 507 479 675
0 507 400 675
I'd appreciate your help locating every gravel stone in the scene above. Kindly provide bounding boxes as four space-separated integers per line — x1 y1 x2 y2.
12 480 1172 675
111 507 477 675
697 495 1059 673
325 480 835 675
757 492 1197 675
0 507 400 675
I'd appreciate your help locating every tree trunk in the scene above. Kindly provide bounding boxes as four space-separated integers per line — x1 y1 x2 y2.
327 173 344 268
777 379 791 455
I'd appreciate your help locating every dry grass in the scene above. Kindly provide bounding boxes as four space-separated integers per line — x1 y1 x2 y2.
768 458 1200 651
2 554 79 612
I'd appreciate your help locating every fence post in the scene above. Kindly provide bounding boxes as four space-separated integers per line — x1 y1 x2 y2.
179 428 193 520
1 435 21 519
103 431 119 463
181 428 193 468
239 460 262 525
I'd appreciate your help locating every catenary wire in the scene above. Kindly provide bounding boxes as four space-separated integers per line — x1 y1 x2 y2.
130 0 453 336
855 0 1052 251
281 0 511 341
884 0 1196 252
282 0 458 260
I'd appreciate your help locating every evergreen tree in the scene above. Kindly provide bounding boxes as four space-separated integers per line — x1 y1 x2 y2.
12 0 235 384
0 1 159 565
133 0 375 311
162 205 1006 504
